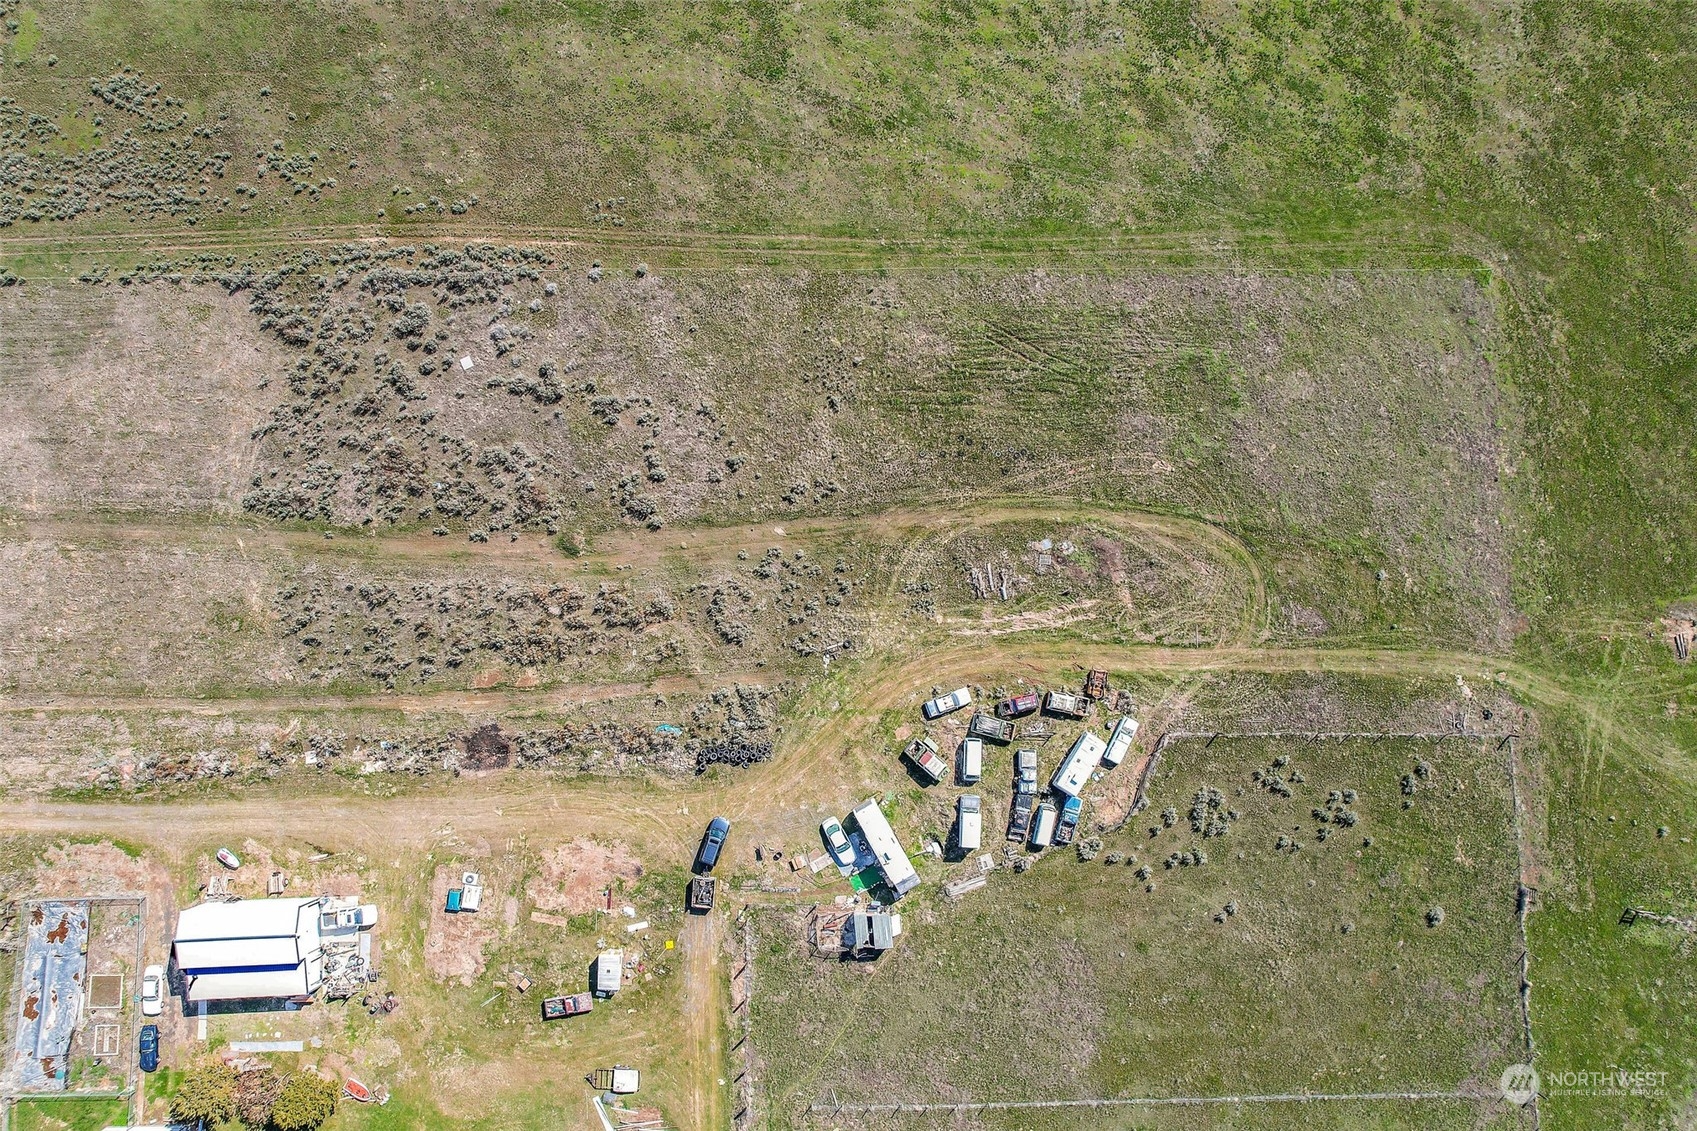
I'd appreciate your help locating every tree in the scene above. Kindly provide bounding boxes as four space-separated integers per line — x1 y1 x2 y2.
171 1063 237 1126
235 1066 283 1128
271 1071 340 1131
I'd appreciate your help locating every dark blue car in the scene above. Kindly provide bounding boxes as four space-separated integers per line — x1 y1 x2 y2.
694 817 730 873
138 1023 159 1073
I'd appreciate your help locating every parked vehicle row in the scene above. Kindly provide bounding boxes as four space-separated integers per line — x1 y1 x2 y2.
1007 749 1039 842
910 677 1137 857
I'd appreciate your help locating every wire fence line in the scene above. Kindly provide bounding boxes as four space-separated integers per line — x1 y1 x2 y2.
1503 734 1542 1131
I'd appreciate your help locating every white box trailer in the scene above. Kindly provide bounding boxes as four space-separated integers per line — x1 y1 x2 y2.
956 795 982 851
1050 731 1106 797
851 798 920 898
956 737 983 784
1102 716 1139 768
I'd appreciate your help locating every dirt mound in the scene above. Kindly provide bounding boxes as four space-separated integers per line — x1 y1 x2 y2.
526 839 642 914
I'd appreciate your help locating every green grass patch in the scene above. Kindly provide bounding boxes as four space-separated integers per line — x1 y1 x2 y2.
754 736 1523 1128
10 1096 130 1131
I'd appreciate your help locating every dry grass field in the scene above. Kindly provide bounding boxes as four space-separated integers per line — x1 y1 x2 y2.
3 3 1697 1130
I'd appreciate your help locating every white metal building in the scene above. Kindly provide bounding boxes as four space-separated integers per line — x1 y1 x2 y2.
1050 731 1106 797
843 909 901 954
172 897 327 1002
851 798 919 898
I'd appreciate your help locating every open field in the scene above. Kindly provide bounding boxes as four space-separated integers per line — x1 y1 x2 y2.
753 736 1525 1128
3 2 1697 1130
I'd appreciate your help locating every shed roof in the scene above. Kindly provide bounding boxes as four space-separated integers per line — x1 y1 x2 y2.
183 968 316 1003
173 897 325 1001
594 950 623 993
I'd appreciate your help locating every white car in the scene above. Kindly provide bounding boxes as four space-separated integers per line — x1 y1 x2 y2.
820 817 854 867
139 964 165 1017
921 686 972 720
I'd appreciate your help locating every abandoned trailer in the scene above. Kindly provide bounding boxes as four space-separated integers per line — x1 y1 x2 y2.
850 798 919 898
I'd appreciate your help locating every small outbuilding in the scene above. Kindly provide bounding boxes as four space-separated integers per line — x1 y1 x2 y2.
842 910 900 957
592 949 623 997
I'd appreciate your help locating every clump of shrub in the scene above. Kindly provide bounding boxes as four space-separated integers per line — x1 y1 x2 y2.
271 1071 340 1131
1425 905 1446 928
1076 836 1102 862
1189 785 1235 837
171 1064 237 1126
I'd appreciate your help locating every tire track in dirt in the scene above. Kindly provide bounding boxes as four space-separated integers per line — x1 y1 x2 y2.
0 671 771 717
678 910 725 1131
0 224 1470 269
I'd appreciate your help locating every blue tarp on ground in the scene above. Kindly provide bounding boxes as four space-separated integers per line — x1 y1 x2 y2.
9 900 90 1092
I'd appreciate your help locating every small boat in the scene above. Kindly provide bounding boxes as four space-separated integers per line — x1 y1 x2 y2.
344 1078 373 1103
216 848 241 870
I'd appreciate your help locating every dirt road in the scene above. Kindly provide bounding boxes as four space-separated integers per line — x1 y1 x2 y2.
0 500 1651 1131
678 910 726 1131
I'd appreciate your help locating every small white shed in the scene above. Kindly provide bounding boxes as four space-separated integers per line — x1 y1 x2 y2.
593 949 623 997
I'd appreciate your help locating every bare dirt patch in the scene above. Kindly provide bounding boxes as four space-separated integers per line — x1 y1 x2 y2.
32 840 163 897
525 839 643 915
0 286 290 514
424 865 499 983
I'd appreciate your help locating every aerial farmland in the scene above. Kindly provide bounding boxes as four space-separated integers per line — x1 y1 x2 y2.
1 4 1695 1131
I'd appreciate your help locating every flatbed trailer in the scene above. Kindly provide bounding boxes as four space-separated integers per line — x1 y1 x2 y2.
688 875 717 913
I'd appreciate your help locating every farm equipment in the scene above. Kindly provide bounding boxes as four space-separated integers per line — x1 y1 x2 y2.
542 992 594 1020
688 875 717 913
587 1066 640 1094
